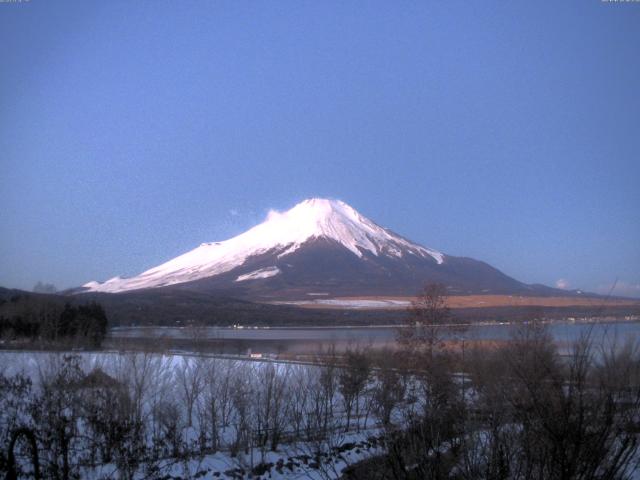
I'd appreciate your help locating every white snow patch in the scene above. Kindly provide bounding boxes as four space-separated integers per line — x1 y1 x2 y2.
274 298 413 309
235 266 281 282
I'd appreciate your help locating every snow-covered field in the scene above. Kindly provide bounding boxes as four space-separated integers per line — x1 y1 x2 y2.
0 351 394 479
272 298 412 309
4 326 640 479
84 431 384 480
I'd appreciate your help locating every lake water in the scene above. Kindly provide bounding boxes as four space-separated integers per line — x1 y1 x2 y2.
109 321 640 353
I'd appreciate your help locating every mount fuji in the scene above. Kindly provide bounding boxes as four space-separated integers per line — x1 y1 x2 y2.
80 198 557 299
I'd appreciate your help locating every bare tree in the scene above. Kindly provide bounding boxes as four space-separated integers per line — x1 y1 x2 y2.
373 365 403 427
230 364 252 456
113 351 172 477
175 356 204 428
288 365 311 440
196 358 217 452
32 354 85 480
453 321 640 480
252 363 291 455
5 427 40 480
398 283 467 362
319 357 338 438
338 349 371 432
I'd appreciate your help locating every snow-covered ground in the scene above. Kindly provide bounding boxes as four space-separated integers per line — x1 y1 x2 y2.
82 430 385 480
1 351 395 479
4 342 640 479
272 298 412 309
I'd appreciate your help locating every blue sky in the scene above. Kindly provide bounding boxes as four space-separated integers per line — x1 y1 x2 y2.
1 1 639 296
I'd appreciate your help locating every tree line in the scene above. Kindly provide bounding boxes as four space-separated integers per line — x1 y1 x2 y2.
0 294 108 348
346 284 640 479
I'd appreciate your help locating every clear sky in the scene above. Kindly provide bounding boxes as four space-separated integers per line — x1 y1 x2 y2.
1 1 639 296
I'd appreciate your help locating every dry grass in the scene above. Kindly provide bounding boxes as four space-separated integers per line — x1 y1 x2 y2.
294 294 640 310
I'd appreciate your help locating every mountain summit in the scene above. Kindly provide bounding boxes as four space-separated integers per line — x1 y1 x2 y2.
81 198 549 298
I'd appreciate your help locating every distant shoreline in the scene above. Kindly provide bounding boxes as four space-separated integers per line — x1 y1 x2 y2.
110 314 640 332
269 294 640 310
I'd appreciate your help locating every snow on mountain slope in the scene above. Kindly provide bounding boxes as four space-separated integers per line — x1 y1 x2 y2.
82 198 444 293
236 266 281 282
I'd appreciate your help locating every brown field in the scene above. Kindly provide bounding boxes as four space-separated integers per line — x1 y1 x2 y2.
293 294 640 310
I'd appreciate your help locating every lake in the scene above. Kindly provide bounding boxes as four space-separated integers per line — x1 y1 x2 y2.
108 320 640 354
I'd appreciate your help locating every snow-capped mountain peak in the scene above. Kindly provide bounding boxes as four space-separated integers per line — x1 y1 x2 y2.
82 198 443 293
264 198 442 260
